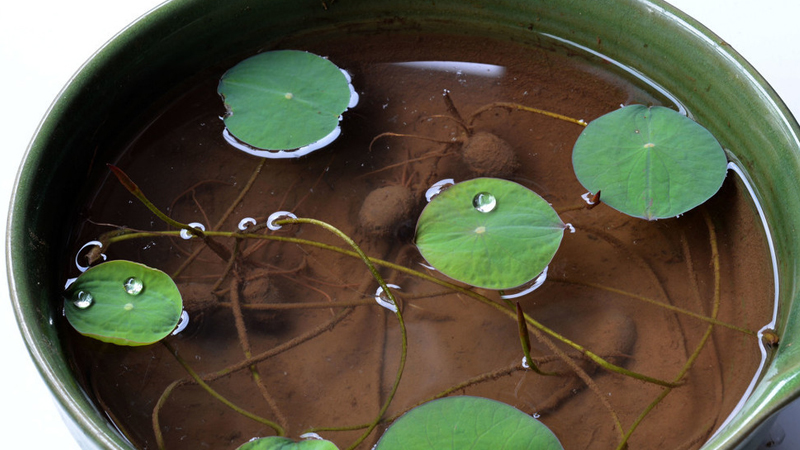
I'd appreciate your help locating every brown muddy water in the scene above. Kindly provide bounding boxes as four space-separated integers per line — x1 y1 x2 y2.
62 30 774 450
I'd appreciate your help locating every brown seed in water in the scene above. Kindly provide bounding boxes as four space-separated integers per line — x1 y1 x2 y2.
462 131 519 178
358 185 417 236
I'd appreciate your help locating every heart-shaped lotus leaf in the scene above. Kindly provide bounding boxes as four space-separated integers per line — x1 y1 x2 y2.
236 437 338 450
415 178 565 290
64 260 183 346
572 105 727 220
219 50 354 151
375 396 563 450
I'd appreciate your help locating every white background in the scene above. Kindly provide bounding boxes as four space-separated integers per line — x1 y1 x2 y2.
1 1 798 448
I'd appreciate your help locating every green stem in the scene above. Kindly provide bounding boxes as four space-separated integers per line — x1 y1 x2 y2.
162 340 285 436
274 218 408 450
106 228 678 387
108 164 231 261
614 211 722 450
516 302 557 376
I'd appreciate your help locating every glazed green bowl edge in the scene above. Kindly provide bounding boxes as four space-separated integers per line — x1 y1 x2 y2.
8 0 800 449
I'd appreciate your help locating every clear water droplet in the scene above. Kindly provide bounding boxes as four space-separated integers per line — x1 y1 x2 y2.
565 223 576 233
267 211 297 231
124 277 143 295
425 178 455 202
74 291 93 309
238 217 257 230
473 192 497 213
374 284 401 313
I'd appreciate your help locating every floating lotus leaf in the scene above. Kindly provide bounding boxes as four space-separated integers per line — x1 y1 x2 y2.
236 437 338 450
375 396 564 450
218 50 354 151
415 178 565 290
572 105 727 220
64 260 183 346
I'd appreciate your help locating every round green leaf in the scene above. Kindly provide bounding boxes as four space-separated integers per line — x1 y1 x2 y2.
64 260 183 346
218 50 354 151
415 178 565 290
572 105 727 220
236 437 338 450
375 396 563 450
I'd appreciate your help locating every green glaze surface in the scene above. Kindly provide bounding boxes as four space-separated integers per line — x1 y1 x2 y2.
8 1 800 449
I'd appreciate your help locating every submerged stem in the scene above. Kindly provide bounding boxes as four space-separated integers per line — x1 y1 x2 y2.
615 210 723 449
105 228 677 387
468 102 588 127
161 340 285 436
274 217 408 450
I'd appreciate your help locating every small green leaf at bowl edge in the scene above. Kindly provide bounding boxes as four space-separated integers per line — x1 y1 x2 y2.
572 104 727 220
64 260 183 346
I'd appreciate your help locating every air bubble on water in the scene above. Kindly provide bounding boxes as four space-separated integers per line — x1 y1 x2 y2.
75 240 106 272
425 178 455 202
238 217 257 230
581 191 597 205
521 356 530 369
172 310 190 335
501 267 549 299
74 291 93 309
180 222 206 240
374 283 401 313
472 192 497 213
533 412 541 419
124 277 144 295
565 223 576 233
267 211 298 231
300 432 324 441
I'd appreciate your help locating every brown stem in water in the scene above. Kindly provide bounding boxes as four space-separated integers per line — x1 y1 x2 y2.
171 159 266 278
229 267 289 433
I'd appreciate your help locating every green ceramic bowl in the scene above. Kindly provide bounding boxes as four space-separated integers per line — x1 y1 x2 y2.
8 0 800 448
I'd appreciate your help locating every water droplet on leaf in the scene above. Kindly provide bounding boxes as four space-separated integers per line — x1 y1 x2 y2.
74 291 93 309
124 277 144 295
472 192 497 213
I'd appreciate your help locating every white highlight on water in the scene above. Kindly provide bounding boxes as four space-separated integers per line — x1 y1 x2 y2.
75 240 106 272
540 33 687 115
708 161 780 440
172 310 190 336
267 211 298 231
180 222 206 240
501 267 549 300
374 284 401 313
238 217 257 230
300 432 324 441
425 178 455 202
